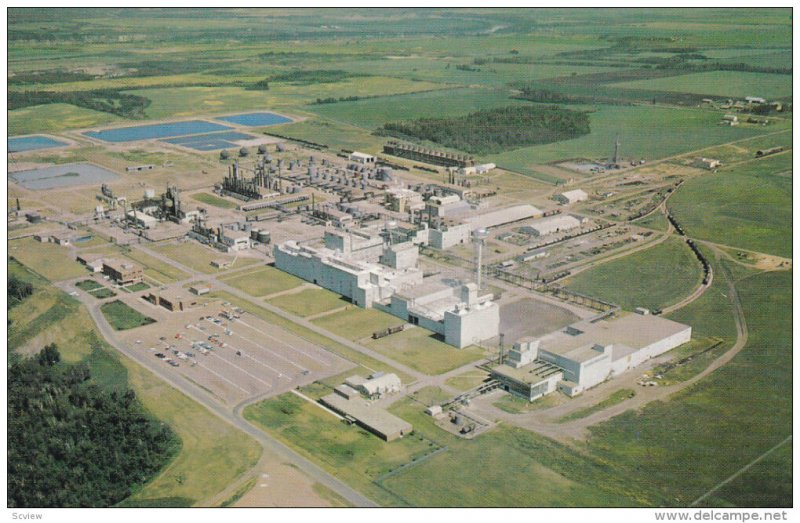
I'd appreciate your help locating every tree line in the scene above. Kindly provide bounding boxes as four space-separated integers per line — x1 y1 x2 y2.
8 344 180 507
8 89 151 119
377 105 591 155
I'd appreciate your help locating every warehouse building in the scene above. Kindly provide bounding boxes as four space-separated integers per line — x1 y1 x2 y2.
385 187 424 213
146 289 198 312
102 259 144 285
464 204 543 231
554 189 589 205
429 223 471 249
492 313 692 401
521 215 581 237
320 393 412 442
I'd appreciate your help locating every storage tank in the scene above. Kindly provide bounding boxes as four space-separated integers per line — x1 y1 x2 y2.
257 230 271 244
250 227 260 240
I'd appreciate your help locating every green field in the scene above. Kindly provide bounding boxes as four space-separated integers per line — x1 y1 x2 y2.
100 300 156 330
486 104 777 169
118 247 190 284
191 192 237 209
123 282 151 293
268 288 348 317
9 102 122 136
565 237 703 311
493 391 567 414
365 327 486 376
75 279 103 292
669 152 792 258
90 287 117 299
219 265 303 297
244 393 438 506
611 70 793 99
311 306 402 341
9 238 87 281
558 389 635 422
154 242 259 274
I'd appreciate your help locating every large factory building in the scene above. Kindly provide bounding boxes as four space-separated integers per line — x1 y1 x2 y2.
274 228 499 348
492 313 692 400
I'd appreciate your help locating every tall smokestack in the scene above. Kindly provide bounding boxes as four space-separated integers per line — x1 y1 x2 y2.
472 228 488 290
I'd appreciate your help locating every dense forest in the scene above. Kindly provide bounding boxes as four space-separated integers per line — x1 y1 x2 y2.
8 89 151 118
7 345 180 507
8 275 33 308
378 105 591 155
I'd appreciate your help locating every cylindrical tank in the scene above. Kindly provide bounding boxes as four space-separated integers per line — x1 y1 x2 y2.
250 227 260 240
257 231 271 244
258 144 268 154
276 143 286 152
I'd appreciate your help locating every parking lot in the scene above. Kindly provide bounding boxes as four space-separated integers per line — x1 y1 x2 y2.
118 298 354 406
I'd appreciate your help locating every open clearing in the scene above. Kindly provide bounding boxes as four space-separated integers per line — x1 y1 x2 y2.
611 70 792 99
219 265 303 297
9 238 87 281
268 288 348 317
565 237 703 311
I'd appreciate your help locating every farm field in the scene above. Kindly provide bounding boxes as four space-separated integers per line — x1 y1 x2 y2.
486 104 780 169
565 237 703 311
668 152 792 258
611 71 793 100
218 265 303 297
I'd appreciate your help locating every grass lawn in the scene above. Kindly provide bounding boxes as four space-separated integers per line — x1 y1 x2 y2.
121 248 190 283
100 300 156 330
558 389 636 422
669 152 792 257
611 70 792 99
244 393 439 507
311 307 402 341
89 287 117 299
8 238 87 281
154 242 259 274
268 288 348 317
364 327 486 376
443 370 491 392
565 237 703 311
268 119 386 154
580 268 792 506
382 397 635 507
191 192 237 209
219 266 303 297
124 282 151 293
124 360 261 507
633 211 669 232
75 279 103 292
493 391 567 414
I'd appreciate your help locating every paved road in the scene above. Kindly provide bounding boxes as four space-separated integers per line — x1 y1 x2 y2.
56 280 379 508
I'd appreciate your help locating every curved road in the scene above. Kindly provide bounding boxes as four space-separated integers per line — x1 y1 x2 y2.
63 282 378 507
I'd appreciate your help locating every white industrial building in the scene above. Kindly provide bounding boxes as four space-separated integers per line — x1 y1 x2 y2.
429 223 471 249
385 187 424 213
521 214 581 237
465 204 543 230
349 151 376 165
554 189 589 205
458 163 496 176
274 227 500 348
492 313 692 401
220 230 252 251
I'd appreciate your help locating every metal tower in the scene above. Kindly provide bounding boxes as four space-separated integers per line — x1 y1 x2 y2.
472 228 489 290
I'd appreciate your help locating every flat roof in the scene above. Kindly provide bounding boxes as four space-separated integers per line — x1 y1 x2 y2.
465 204 543 230
103 258 141 272
539 313 691 358
321 394 412 437
492 360 563 385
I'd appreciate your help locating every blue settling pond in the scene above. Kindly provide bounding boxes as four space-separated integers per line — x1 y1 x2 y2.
10 162 119 190
215 112 292 127
9 135 68 152
85 120 232 142
161 131 257 151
